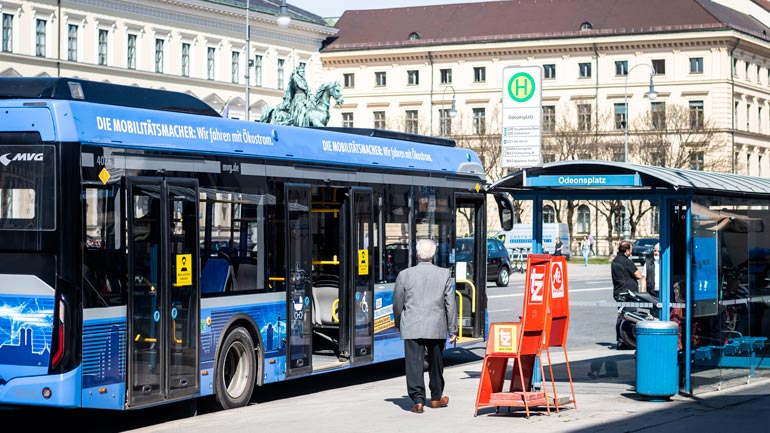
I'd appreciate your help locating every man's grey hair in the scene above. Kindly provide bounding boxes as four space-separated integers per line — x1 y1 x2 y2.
416 239 437 262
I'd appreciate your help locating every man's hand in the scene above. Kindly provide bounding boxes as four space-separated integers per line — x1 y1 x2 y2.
449 333 457 344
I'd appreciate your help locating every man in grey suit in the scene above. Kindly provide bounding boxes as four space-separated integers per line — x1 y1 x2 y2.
393 238 458 413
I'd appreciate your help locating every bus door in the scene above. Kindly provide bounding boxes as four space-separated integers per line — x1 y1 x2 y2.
127 177 200 407
347 187 374 364
454 194 486 339
285 184 313 376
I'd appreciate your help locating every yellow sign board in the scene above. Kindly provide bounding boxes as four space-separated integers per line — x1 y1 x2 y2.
176 254 192 286
358 249 369 275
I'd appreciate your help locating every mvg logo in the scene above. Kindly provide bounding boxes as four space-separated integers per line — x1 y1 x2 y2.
0 152 44 166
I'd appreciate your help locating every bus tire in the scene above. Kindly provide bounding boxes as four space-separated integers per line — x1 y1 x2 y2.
214 326 257 410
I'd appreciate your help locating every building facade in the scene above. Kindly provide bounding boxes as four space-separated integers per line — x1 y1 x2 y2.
320 0 770 254
0 0 336 119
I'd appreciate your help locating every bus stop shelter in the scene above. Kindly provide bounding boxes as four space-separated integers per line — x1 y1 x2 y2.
488 160 770 395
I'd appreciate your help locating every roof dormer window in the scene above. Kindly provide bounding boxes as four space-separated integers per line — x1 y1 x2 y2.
408 32 421 40
580 22 593 31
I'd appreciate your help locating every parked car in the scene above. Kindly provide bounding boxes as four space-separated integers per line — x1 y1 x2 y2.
630 238 659 265
456 237 512 287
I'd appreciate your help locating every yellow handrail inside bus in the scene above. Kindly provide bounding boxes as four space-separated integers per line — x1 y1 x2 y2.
454 290 463 340
332 298 340 323
268 277 285 281
312 255 339 265
457 279 476 313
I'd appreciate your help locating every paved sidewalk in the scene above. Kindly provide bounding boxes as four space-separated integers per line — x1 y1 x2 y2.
126 343 770 433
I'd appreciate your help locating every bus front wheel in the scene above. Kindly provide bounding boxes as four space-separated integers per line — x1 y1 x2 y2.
214 326 257 409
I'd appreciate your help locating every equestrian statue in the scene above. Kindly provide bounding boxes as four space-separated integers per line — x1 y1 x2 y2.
259 64 344 127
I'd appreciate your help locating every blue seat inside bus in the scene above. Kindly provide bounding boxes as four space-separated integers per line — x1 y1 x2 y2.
201 257 230 294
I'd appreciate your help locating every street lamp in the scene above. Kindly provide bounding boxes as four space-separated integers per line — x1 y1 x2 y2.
621 62 657 239
440 85 457 136
623 63 658 164
276 0 291 28
244 0 251 121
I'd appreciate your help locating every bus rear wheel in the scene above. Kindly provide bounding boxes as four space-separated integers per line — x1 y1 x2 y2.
214 326 257 409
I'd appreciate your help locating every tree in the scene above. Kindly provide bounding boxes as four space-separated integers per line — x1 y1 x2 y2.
629 103 727 171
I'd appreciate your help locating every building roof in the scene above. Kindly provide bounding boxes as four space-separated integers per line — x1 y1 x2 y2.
488 160 770 197
323 0 770 51
207 0 329 27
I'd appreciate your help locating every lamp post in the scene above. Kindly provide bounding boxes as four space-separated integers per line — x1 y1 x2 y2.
440 85 457 136
276 0 291 28
621 62 658 239
244 0 251 121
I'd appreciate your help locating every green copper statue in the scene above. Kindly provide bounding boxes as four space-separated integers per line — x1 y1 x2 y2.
259 64 344 127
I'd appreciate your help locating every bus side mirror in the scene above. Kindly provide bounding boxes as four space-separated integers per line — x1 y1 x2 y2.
494 193 514 231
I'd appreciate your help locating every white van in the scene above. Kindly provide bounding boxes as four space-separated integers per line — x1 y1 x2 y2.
495 223 571 260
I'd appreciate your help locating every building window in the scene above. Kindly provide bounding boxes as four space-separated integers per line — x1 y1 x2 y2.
231 51 239 83
689 151 704 170
543 205 556 224
544 64 556 79
472 108 486 135
2 14 12 53
615 60 628 76
254 55 262 87
181 43 190 77
440 68 452 84
342 112 354 128
407 70 419 85
651 101 666 130
579 62 591 78
154 38 164 73
343 73 355 88
207 47 215 80
577 104 591 131
98 29 108 66
759 106 763 134
375 71 386 87
277 58 285 89
373 111 386 129
650 206 659 234
67 24 78 61
35 19 46 57
124 35 139 71
439 109 452 136
614 103 627 130
746 104 751 131
474 66 486 83
543 105 556 132
690 57 704 74
652 59 665 75
405 110 418 134
577 205 590 234
689 101 703 129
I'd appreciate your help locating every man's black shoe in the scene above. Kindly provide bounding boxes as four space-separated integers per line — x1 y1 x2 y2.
613 343 634 350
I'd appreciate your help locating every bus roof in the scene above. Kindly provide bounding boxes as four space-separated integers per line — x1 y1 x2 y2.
0 77 220 117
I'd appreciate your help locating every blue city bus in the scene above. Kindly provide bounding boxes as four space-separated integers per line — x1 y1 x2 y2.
0 77 512 411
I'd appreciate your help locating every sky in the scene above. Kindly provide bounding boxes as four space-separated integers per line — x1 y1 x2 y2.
288 0 492 18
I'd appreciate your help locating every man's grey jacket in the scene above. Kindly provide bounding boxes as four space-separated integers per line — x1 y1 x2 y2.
393 262 458 340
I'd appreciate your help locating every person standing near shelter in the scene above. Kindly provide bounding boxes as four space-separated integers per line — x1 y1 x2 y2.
640 243 661 298
611 240 642 349
588 233 595 255
581 235 591 267
553 236 563 256
393 238 457 413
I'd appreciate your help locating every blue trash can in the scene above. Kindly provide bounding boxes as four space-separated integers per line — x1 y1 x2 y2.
636 320 679 400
